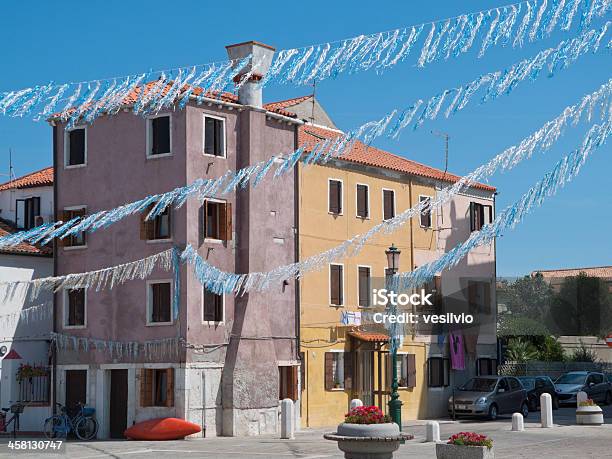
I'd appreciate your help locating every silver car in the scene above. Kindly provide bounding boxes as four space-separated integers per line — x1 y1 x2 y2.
448 376 529 420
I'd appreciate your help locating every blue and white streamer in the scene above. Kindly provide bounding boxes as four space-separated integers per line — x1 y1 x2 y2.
395 113 612 291
1 0 610 124
1 25 606 253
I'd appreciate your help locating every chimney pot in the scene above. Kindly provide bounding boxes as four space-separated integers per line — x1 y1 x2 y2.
226 41 276 108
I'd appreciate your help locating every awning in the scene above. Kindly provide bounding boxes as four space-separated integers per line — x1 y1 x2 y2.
348 331 389 342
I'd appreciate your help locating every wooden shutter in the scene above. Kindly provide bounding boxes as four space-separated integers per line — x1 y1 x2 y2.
287 366 298 401
406 354 416 388
357 185 368 217
165 368 174 407
140 369 152 407
324 353 334 390
329 180 341 214
383 190 394 220
469 202 475 231
344 352 353 390
140 206 154 240
358 267 370 307
224 202 232 241
330 265 342 305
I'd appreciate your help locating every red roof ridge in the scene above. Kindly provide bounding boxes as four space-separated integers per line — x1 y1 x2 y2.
264 95 312 111
0 166 53 191
0 219 53 256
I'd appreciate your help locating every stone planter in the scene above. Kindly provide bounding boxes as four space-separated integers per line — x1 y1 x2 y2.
436 442 494 459
576 405 604 425
324 423 412 459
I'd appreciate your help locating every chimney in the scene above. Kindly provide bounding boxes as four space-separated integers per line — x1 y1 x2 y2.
226 41 275 108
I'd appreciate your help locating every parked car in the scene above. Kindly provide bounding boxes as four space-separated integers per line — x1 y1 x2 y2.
448 376 529 420
517 376 559 410
555 371 612 405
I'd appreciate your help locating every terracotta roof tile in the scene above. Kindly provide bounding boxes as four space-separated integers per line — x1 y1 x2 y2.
298 124 496 192
348 330 389 342
0 167 53 191
0 220 52 256
263 95 311 112
533 266 612 278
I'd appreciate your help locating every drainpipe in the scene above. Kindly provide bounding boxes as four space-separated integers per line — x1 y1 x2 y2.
51 124 58 415
408 180 416 338
493 191 498 367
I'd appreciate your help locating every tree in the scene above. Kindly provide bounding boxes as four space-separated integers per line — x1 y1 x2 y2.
537 336 566 362
569 340 599 363
505 338 539 363
499 273 554 320
547 273 612 337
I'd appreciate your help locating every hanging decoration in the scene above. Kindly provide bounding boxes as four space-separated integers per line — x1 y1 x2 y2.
395 113 612 290
180 79 612 296
0 301 52 328
0 23 607 253
52 332 181 360
1 0 610 124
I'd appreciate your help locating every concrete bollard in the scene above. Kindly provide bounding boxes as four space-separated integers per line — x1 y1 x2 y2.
350 399 363 410
512 413 524 431
577 391 588 405
425 421 440 442
281 398 295 439
540 393 554 428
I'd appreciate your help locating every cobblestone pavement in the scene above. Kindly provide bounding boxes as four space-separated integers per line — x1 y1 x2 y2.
1 405 610 458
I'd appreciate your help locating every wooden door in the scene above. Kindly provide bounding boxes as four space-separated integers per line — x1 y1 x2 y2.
109 369 128 439
65 370 87 416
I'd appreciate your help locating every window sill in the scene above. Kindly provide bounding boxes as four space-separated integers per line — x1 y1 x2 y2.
64 325 87 330
64 163 87 170
146 321 174 327
328 212 343 216
203 152 226 159
202 320 225 325
146 238 172 244
330 388 346 391
63 245 87 251
204 238 224 244
356 216 370 220
146 152 173 159
329 304 344 308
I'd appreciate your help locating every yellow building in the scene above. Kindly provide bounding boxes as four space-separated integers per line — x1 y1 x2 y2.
297 124 444 427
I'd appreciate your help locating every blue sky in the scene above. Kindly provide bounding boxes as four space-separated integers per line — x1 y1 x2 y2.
0 1 610 276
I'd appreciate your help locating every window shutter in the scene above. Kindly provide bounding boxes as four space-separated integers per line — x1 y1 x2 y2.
330 265 339 305
324 353 334 390
288 366 298 401
140 369 152 407
406 354 416 388
329 181 341 214
140 210 150 240
344 352 353 390
358 267 370 307
383 190 394 220
225 203 232 241
166 368 174 407
469 202 475 231
357 185 368 217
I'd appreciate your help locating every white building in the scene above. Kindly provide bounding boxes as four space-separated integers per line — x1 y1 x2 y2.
0 167 53 432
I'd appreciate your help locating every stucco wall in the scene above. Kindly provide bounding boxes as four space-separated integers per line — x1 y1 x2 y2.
0 185 53 226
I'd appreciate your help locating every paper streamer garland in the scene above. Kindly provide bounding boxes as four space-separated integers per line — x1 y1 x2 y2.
0 301 52 328
395 112 612 292
1 0 610 124
180 79 612 296
0 23 607 253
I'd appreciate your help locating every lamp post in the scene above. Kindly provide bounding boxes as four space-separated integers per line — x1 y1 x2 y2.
385 243 402 430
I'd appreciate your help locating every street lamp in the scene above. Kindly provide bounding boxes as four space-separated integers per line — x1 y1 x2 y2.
385 243 402 430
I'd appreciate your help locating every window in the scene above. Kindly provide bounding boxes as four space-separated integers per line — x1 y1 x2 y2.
383 189 395 220
428 357 450 387
509 378 521 391
64 288 86 327
387 353 416 388
324 352 353 390
279 366 298 401
148 115 171 156
203 288 223 322
204 115 225 157
140 206 171 241
148 281 172 324
328 179 342 215
330 264 344 306
420 195 432 228
61 207 87 247
356 184 369 218
470 202 493 232
468 281 492 315
65 127 86 167
201 200 232 241
477 358 497 376
140 368 174 407
16 197 40 230
358 266 371 307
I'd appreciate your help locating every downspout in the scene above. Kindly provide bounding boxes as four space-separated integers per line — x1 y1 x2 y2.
293 125 303 425
493 191 499 366
51 124 58 415
408 179 416 339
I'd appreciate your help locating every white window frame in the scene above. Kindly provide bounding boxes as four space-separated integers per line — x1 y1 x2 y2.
329 349 345 391
202 197 227 243
64 126 87 169
327 178 344 215
203 113 227 158
419 194 433 229
63 287 87 329
329 263 345 307
146 114 173 159
381 188 396 221
146 279 174 326
62 205 87 250
201 286 225 324
356 264 372 308
355 183 370 219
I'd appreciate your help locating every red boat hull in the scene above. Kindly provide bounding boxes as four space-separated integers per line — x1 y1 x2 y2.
124 417 201 440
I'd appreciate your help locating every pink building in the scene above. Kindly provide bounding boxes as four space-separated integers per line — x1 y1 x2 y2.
51 42 302 438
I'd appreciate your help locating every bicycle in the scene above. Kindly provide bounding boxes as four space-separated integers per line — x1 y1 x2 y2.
0 402 27 439
43 402 98 440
